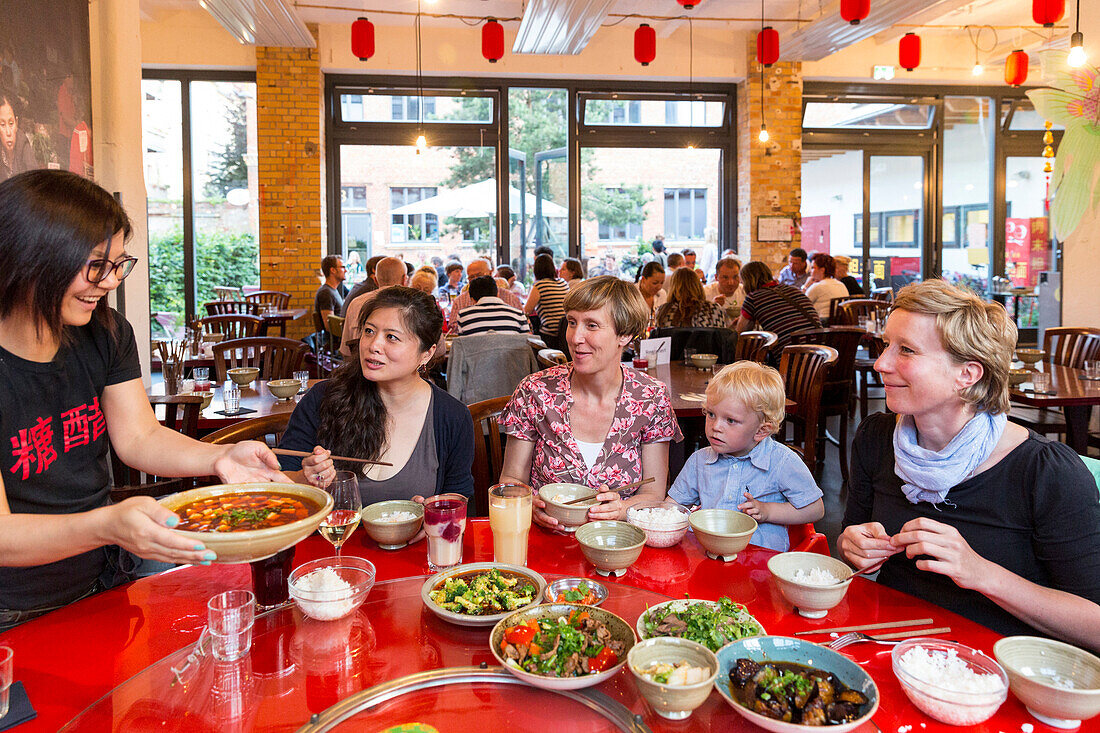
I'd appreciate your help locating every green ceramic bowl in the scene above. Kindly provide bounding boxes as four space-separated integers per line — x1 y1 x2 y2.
538 482 598 532
576 520 646 577
767 551 854 619
689 509 757 561
360 500 424 549
994 636 1100 728
227 366 260 385
628 637 719 720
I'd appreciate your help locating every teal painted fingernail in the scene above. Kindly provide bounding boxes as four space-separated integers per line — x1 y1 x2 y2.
203 551 217 561
165 516 179 528
200 560 212 566
193 544 205 551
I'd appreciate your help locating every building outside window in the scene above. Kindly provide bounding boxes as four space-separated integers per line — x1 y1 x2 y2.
390 186 439 242
664 188 706 240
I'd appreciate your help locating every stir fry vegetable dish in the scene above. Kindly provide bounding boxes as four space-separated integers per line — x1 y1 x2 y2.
729 659 870 725
429 569 538 615
500 608 625 677
642 597 764 651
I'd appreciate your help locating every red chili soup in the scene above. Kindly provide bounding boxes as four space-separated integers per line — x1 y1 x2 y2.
175 492 320 532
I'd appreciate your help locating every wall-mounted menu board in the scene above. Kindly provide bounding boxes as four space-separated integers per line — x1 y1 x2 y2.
757 216 794 242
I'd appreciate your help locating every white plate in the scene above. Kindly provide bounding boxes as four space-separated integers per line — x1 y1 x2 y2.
421 562 547 628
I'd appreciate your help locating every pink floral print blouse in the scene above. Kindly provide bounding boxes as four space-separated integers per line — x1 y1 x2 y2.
500 364 682 490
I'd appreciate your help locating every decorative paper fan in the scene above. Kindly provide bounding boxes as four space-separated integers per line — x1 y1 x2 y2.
1026 50 1100 238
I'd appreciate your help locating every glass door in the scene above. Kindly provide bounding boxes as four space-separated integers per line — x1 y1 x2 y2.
867 154 928 293
997 155 1052 334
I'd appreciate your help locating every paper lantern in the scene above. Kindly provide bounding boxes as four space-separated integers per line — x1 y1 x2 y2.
1032 0 1064 27
351 17 375 61
634 24 656 66
899 33 921 71
1005 50 1029 86
676 0 699 8
482 19 504 63
756 27 779 67
840 0 870 25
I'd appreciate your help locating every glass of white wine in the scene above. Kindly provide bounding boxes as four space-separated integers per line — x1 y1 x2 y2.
318 470 362 557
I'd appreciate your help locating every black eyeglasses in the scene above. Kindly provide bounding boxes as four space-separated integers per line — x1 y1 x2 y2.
85 256 139 284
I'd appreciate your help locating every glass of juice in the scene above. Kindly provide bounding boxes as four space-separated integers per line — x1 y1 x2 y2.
488 482 533 566
424 493 468 572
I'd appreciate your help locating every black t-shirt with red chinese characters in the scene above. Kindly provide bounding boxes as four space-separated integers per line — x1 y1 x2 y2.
0 308 141 611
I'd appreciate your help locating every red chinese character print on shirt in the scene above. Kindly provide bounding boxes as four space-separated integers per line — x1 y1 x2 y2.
61 404 91 452
88 397 107 442
8 417 57 480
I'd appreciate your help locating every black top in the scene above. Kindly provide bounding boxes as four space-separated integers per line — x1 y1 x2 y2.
277 380 474 499
0 309 142 610
840 275 862 296
844 412 1100 637
314 284 344 317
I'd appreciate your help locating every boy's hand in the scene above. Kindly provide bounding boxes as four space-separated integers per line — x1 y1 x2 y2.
737 491 770 522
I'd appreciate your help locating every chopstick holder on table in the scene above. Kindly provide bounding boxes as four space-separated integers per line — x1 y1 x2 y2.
0 682 37 731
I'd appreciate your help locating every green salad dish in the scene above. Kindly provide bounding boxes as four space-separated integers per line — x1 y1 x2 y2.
637 597 766 652
421 562 547 628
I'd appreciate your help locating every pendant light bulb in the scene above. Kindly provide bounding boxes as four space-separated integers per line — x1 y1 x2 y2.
758 124 769 143
415 134 427 154
972 63 984 76
1068 32 1087 67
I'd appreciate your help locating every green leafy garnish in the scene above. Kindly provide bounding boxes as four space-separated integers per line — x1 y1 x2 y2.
642 597 763 651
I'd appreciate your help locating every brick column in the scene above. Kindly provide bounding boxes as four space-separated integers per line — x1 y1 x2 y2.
256 30 324 340
736 53 803 273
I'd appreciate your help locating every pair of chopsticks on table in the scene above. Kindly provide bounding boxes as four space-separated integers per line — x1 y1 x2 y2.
794 618 951 641
272 448 392 467
561 477 655 505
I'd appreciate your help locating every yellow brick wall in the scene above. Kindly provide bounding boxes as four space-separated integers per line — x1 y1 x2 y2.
256 31 325 340
736 53 803 274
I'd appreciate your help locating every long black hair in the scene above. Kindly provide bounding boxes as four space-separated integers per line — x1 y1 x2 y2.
0 170 131 342
316 286 443 463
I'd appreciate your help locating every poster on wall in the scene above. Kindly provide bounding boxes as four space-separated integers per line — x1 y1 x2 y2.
0 0 92 182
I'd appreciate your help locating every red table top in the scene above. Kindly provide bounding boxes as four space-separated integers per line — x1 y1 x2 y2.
0 521 1053 732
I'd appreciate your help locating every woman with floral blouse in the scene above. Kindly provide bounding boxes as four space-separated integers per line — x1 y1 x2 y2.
499 276 682 529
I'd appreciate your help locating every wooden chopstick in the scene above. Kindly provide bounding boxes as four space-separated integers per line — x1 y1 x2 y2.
272 448 392 467
870 627 951 641
562 477 655 505
794 618 935 636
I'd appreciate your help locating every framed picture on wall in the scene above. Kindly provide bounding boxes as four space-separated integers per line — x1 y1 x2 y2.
757 216 794 242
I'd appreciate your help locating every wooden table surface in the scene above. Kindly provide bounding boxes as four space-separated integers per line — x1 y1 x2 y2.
1009 361 1100 453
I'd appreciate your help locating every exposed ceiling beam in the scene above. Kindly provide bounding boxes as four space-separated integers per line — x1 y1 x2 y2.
513 0 616 55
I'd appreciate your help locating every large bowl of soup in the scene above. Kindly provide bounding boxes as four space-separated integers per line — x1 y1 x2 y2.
159 483 333 564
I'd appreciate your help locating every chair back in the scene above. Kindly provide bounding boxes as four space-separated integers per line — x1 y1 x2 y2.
1043 327 1100 368
537 348 568 368
204 300 257 317
827 296 859 323
447 332 538 405
870 286 895 302
327 315 346 339
110 393 203 500
734 330 777 363
467 395 512 518
648 327 738 364
833 299 888 326
788 327 864 405
212 336 309 382
244 290 291 310
778 344 838 473
213 285 241 301
202 412 293 446
200 314 262 340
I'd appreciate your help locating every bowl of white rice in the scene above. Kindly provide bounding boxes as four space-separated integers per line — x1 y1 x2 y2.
627 501 691 548
767 551 855 619
360 499 424 549
288 555 376 622
892 639 1008 726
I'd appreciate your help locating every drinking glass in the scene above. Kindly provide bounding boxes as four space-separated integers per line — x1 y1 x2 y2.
1085 360 1100 380
1031 370 1053 394
682 347 696 366
294 370 310 394
318 471 362 558
208 590 255 662
224 385 241 413
193 367 211 392
0 646 12 719
424 493 468 572
250 546 295 611
488 483 533 566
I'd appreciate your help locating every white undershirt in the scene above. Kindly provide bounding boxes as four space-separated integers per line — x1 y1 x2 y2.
575 439 604 469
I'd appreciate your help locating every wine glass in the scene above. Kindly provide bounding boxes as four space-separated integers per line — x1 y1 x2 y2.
318 470 362 558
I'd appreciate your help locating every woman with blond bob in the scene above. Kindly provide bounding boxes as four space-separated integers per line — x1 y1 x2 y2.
841 279 1100 649
500 276 682 529
655 267 726 329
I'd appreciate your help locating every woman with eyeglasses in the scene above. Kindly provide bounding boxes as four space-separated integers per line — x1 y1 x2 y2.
0 170 287 629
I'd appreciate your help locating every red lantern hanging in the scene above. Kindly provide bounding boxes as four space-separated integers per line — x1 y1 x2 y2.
1032 0 1064 27
1005 49 1029 86
634 24 656 66
840 0 870 25
676 0 698 9
899 32 921 71
482 19 504 63
351 17 375 61
756 27 779 67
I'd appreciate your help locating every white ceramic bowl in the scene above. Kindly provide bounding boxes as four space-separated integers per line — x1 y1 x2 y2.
627 501 690 548
767 552 854 619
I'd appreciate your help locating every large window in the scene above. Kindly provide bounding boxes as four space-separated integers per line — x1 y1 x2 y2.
597 187 644 241
664 188 707 240
390 187 439 243
142 72 258 339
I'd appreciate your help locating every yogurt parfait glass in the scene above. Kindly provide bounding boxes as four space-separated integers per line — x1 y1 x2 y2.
424 493 468 572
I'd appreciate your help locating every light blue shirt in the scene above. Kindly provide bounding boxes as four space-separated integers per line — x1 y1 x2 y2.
668 437 822 551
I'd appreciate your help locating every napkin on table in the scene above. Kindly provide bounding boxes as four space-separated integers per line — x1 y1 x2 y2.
0 683 37 731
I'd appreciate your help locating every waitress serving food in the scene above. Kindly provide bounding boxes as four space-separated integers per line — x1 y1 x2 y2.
0 170 288 630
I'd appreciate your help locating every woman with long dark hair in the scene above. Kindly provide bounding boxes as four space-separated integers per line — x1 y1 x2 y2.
278 286 474 501
654 267 726 329
0 170 287 628
634 260 666 330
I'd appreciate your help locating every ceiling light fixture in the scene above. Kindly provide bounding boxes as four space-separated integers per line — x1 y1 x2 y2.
1068 0 1086 67
966 25 996 77
634 23 656 66
758 0 769 144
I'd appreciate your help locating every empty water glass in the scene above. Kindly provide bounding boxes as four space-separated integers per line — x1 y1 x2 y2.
224 385 241 413
0 646 12 718
294 370 310 394
1031 370 1052 394
207 590 255 662
1085 360 1100 380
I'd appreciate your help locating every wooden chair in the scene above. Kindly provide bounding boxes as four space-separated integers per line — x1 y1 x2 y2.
537 348 568 368
327 315 345 343
202 412 293 446
833 299 888 327
204 300 257 317
827 296 860 324
213 285 241 301
200 314 262 341
1010 328 1100 437
109 394 203 501
870 287 895 302
212 336 309 382
777 344 838 480
855 333 886 419
734 330 777 363
468 395 512 518
244 290 291 310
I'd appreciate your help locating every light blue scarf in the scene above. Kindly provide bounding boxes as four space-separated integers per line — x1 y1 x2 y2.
893 411 1007 505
